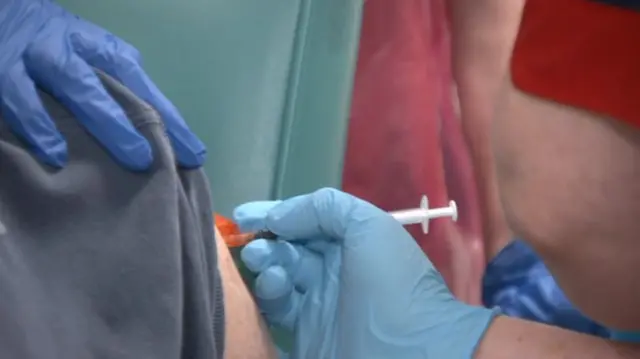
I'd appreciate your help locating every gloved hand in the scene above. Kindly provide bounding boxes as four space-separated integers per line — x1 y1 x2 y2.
0 0 205 170
234 188 499 359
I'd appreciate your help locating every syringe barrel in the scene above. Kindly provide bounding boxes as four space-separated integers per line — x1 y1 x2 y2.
389 208 427 225
423 207 453 219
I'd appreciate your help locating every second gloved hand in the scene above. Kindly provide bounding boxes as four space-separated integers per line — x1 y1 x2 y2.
0 0 205 170
234 188 499 359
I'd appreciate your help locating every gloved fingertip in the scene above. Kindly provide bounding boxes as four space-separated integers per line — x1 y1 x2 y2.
119 138 153 171
175 136 207 169
255 266 292 300
276 347 290 359
40 136 69 168
241 239 273 273
255 268 301 330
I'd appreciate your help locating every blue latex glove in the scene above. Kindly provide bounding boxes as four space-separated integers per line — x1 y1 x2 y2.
0 0 205 170
234 188 499 359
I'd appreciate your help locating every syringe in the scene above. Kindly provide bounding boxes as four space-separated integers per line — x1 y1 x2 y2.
220 195 458 247
388 195 458 234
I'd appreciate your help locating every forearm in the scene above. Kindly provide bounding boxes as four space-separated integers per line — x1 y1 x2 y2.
215 228 278 359
475 316 639 359
447 0 525 259
447 0 524 89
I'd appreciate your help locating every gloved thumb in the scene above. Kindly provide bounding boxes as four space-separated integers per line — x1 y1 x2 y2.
264 188 396 243
233 200 282 232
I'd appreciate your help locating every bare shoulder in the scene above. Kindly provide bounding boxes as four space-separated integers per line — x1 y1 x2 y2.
215 227 278 359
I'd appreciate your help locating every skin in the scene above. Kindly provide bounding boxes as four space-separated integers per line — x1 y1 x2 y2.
445 0 640 356
448 0 525 261
476 316 640 359
493 74 640 330
214 227 278 359
450 0 640 331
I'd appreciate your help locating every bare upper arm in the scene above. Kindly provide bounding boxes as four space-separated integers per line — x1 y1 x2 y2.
448 0 640 332
214 227 278 359
492 75 640 331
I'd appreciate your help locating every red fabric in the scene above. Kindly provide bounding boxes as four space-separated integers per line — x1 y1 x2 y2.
512 0 640 127
343 0 484 304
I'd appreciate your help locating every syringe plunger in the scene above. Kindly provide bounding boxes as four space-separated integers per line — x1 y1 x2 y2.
388 195 458 234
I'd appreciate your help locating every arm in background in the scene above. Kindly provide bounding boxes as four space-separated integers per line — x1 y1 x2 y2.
475 316 639 359
490 0 640 331
447 0 525 260
214 227 279 359
448 0 640 335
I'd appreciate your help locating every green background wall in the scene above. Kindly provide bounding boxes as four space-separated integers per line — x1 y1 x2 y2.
58 0 362 215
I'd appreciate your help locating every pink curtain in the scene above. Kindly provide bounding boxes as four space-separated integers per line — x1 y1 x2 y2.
343 0 484 304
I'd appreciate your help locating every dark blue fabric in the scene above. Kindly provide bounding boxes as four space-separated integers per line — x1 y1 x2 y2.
483 240 610 338
593 0 640 10
610 330 640 342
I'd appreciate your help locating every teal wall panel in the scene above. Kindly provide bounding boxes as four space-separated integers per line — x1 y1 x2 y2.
58 0 362 214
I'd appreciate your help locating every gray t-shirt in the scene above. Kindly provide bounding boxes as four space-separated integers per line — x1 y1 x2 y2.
0 72 224 359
